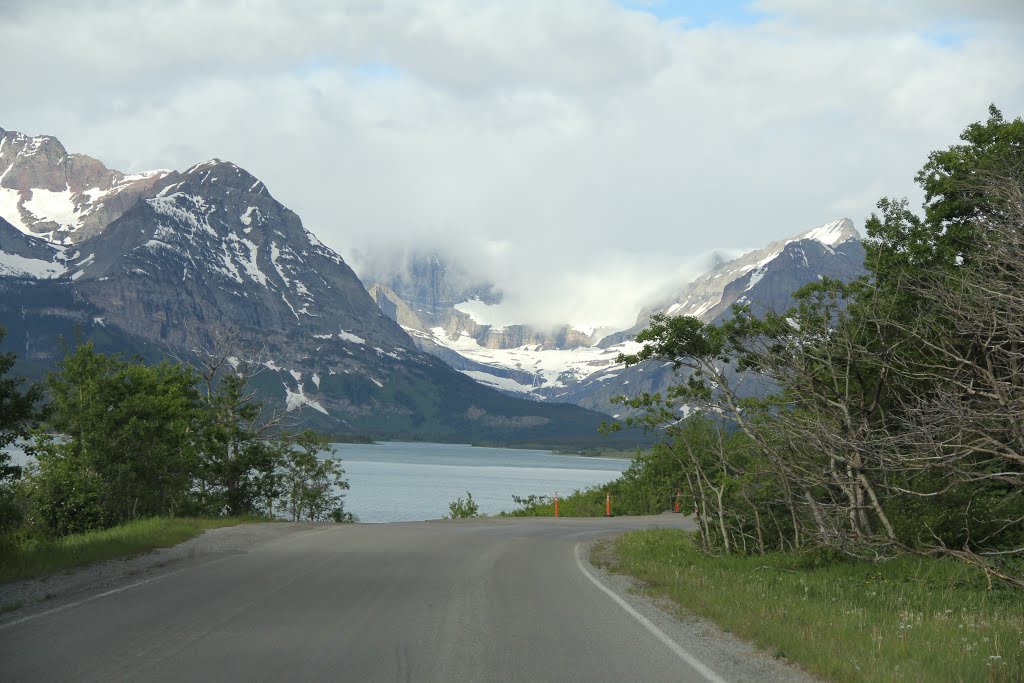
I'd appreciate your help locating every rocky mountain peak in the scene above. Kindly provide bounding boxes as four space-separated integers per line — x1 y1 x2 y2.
636 218 861 325
49 152 411 354
0 127 169 243
179 159 268 194
793 217 859 247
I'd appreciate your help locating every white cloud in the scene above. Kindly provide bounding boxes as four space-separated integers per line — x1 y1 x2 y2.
4 0 1023 329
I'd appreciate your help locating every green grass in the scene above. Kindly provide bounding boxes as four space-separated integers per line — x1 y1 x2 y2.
0 516 268 584
608 529 1024 682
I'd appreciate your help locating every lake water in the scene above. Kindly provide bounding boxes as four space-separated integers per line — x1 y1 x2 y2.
3 441 631 523
335 442 630 523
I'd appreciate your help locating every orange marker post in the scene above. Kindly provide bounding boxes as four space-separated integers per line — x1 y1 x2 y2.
605 492 611 517
554 492 559 518
674 490 680 513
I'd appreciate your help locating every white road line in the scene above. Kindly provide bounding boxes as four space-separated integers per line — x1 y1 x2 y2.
574 542 729 683
0 554 236 631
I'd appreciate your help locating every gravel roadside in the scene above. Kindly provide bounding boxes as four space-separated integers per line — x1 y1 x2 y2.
0 522 322 625
584 538 823 682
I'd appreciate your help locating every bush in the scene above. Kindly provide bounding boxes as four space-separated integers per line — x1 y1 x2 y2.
445 491 480 519
27 457 110 537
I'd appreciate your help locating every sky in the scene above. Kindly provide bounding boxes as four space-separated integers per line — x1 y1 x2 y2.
4 0 1024 330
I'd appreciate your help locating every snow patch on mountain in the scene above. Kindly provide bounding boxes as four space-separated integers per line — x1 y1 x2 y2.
746 268 766 291
221 231 267 287
454 297 508 331
461 370 536 394
22 187 78 229
0 188 29 233
0 143 169 242
270 242 290 286
0 250 66 278
420 324 643 395
803 219 855 247
240 206 262 227
284 382 328 415
339 330 365 345
146 193 218 238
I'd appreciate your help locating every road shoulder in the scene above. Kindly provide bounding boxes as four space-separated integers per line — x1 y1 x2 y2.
0 522 323 625
580 537 822 683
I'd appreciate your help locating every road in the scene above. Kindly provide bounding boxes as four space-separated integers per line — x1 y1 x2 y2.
0 515 804 682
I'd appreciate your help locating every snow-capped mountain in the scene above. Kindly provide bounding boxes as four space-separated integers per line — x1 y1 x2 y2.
562 219 866 413
0 128 168 243
362 251 622 397
0 215 67 278
65 158 409 350
604 219 863 346
0 127 624 444
371 220 865 414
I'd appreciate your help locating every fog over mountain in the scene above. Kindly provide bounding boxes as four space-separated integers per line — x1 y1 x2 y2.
366 218 866 411
0 127 628 443
5 1 1023 330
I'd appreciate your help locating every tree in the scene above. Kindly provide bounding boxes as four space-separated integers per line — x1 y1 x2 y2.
867 173 1024 584
278 431 353 522
185 325 345 519
30 343 200 533
614 108 1024 584
191 369 284 516
0 327 45 538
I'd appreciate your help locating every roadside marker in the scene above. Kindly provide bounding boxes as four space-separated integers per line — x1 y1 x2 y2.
554 492 559 518
605 492 611 517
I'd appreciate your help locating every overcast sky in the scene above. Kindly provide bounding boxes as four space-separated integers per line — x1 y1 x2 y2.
5 0 1024 329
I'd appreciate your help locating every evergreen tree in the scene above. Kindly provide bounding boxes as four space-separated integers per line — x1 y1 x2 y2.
0 327 44 537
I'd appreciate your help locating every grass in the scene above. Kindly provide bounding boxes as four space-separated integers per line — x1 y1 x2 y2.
608 529 1024 682
0 516 268 584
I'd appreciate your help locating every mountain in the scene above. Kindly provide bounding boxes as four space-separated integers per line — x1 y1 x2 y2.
604 219 863 346
361 251 616 395
360 249 500 327
0 128 631 446
0 127 169 243
562 219 866 413
368 220 865 414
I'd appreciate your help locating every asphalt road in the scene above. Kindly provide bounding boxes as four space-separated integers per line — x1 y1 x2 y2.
0 515 794 682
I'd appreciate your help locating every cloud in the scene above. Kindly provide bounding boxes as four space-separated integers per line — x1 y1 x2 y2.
4 0 1024 329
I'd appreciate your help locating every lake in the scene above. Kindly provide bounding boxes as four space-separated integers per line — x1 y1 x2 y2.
335 442 630 522
3 441 632 523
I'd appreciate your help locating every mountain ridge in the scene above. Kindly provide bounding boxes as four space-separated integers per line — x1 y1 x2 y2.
365 219 866 413
0 126 630 445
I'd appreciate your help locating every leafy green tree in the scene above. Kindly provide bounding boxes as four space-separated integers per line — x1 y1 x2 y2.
866 105 1024 283
278 431 353 522
30 343 200 533
186 331 346 519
